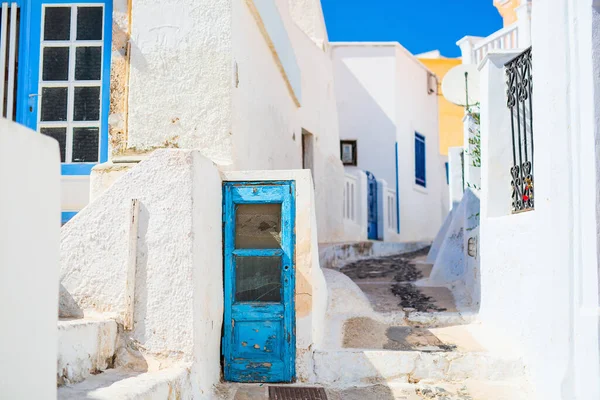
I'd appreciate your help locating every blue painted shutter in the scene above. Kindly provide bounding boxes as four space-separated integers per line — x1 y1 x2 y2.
415 133 426 187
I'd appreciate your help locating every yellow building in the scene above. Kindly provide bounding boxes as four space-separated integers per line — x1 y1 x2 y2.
418 54 463 156
493 0 519 26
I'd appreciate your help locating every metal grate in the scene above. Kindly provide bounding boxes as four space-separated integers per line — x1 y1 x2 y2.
505 47 534 213
268 386 328 400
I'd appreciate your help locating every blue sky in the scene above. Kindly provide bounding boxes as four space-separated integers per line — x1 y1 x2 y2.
321 0 503 58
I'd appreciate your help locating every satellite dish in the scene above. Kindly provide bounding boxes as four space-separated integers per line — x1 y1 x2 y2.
441 64 480 107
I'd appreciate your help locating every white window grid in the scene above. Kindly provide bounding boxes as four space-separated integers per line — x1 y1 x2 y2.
37 3 104 163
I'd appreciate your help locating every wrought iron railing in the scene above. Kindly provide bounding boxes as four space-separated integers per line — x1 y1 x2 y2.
505 47 534 213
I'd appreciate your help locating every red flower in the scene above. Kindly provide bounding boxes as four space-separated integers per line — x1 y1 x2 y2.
523 195 529 201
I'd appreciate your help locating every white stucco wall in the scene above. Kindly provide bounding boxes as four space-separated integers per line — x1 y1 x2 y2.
127 0 233 163
232 0 344 243
122 0 344 243
394 44 444 242
332 43 444 243
0 120 60 399
478 0 600 395
60 150 223 397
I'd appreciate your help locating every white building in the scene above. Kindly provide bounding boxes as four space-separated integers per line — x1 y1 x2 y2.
429 0 600 399
331 42 447 243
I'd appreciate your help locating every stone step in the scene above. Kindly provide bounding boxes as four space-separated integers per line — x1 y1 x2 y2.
57 318 118 385
57 365 192 399
313 349 525 387
223 380 531 400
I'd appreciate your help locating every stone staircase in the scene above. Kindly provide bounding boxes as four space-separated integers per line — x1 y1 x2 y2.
56 315 193 399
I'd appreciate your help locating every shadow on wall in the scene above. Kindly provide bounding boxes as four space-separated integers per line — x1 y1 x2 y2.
333 55 398 188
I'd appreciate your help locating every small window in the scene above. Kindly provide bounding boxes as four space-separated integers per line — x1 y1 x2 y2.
340 140 357 166
415 133 426 187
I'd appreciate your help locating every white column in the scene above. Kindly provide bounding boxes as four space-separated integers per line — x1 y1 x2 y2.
463 113 481 193
0 120 61 399
515 0 532 48
448 147 464 210
456 36 483 65
479 51 521 218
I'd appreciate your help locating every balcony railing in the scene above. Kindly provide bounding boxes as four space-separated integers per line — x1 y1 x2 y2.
473 23 519 64
505 47 534 213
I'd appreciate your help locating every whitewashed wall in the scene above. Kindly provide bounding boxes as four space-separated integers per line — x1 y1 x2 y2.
332 43 445 243
332 45 398 189
0 120 60 399
121 0 344 243
60 150 223 398
394 44 444 242
478 0 600 396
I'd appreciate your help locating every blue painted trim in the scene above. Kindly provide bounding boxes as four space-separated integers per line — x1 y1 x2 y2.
61 211 77 224
395 142 400 234
445 162 449 185
222 181 296 383
19 0 112 175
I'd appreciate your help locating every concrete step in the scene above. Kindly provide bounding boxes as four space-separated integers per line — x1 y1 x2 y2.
57 318 118 385
313 348 525 386
57 365 192 399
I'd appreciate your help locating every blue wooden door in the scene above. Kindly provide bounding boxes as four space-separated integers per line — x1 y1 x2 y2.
222 181 296 383
366 171 378 240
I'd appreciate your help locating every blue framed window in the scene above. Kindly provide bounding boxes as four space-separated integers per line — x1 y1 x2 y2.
415 133 426 187
16 0 112 176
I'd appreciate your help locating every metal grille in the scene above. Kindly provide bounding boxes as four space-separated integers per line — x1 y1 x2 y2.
1 2 19 120
268 386 328 400
505 47 534 213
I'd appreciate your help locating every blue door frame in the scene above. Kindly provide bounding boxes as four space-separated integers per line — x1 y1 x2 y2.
366 171 378 240
222 181 296 383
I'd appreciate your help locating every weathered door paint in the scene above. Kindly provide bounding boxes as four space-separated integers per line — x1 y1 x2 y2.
222 181 296 383
366 171 378 240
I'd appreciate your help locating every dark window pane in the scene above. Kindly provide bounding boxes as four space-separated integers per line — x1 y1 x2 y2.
44 7 71 41
41 127 66 162
75 47 102 80
40 87 68 121
42 47 69 81
76 7 103 40
235 204 282 249
73 86 100 121
72 127 99 162
235 257 281 302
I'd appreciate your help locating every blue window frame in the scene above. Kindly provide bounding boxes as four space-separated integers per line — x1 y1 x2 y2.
415 133 426 187
16 0 112 176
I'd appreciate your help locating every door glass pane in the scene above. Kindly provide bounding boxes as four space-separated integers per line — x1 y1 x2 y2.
235 257 281 302
76 7 103 40
43 47 69 81
75 47 102 80
72 127 99 162
44 7 71 40
235 204 282 249
41 87 68 121
73 86 100 121
41 127 66 162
